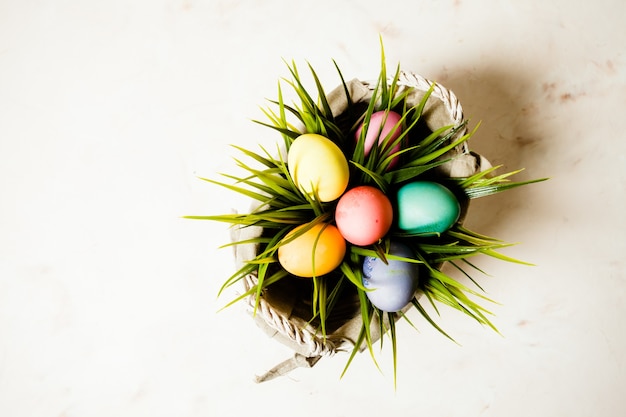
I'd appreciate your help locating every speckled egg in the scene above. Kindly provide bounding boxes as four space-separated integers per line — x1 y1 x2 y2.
355 110 403 168
335 185 393 246
278 222 346 278
287 133 350 202
362 241 420 312
396 181 460 235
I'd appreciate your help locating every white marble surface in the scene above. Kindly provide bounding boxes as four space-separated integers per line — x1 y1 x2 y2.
1 0 625 416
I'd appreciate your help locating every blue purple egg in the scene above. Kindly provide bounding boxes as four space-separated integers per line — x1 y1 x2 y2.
362 241 420 312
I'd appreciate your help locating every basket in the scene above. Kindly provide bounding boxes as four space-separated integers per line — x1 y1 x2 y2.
229 71 492 382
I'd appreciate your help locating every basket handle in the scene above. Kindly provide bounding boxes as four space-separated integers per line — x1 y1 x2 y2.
254 353 322 383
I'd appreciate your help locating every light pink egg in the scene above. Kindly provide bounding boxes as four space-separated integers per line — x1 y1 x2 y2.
335 185 393 246
355 110 403 168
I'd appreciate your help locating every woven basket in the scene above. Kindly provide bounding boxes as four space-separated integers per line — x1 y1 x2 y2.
230 71 491 382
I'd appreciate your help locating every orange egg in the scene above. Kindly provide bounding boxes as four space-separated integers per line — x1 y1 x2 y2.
278 222 346 277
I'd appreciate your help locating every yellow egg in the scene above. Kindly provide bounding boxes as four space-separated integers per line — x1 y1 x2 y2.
278 222 346 278
287 134 350 202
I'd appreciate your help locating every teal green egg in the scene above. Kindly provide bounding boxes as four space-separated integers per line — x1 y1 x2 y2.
396 181 460 235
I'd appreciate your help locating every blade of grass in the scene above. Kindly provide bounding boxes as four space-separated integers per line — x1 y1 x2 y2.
411 297 458 344
463 177 549 199
350 160 389 192
357 288 381 372
388 312 398 390
307 61 333 120
341 325 366 379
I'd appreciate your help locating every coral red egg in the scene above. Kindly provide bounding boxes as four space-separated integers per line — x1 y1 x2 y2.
335 186 393 246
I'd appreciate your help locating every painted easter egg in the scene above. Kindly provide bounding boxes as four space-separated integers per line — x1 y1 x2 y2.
355 110 403 168
287 133 350 202
335 185 393 246
396 181 460 235
278 222 346 278
362 241 420 312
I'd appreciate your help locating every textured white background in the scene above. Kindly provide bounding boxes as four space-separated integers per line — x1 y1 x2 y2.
1 1 625 416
